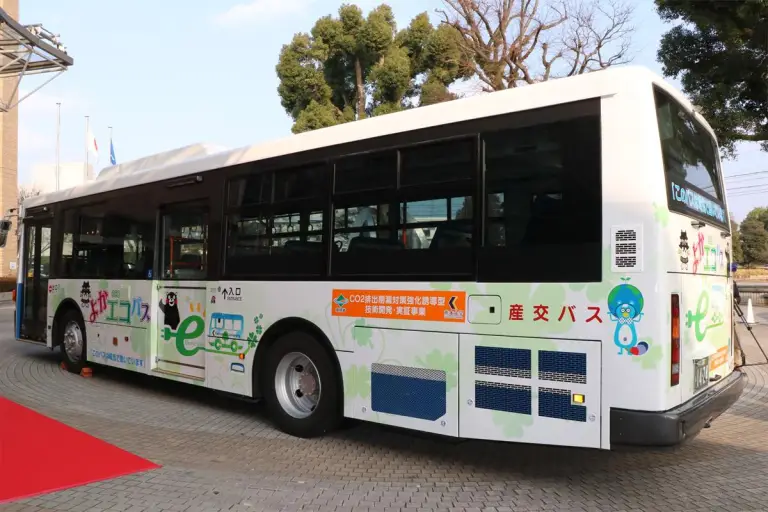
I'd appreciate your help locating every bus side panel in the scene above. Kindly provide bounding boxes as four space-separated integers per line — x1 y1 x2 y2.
598 82 673 448
663 215 733 407
201 281 469 432
49 279 154 373
459 334 602 449
204 282 260 396
680 272 732 404
350 329 460 437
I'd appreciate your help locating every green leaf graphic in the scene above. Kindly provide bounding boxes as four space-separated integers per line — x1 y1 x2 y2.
344 365 371 400
416 349 459 391
492 410 534 438
653 202 669 226
632 337 663 370
352 318 373 348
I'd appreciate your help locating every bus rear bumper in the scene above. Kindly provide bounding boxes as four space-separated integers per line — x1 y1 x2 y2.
609 368 746 447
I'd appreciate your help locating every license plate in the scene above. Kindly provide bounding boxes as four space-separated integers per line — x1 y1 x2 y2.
693 357 710 392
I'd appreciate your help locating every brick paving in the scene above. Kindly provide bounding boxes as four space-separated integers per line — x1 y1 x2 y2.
1 307 768 512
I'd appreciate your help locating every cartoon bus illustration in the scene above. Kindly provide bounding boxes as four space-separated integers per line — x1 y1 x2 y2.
209 312 244 339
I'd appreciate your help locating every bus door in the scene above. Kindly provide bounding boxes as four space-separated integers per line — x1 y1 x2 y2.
152 202 209 381
19 215 53 342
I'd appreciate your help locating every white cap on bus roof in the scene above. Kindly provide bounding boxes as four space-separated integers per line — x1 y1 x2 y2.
96 143 230 181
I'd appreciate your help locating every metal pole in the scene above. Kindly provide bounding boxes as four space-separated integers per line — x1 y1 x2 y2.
55 102 60 191
108 125 112 165
84 115 89 182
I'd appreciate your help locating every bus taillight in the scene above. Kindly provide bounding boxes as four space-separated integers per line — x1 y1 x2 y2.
11 288 16 302
671 293 680 386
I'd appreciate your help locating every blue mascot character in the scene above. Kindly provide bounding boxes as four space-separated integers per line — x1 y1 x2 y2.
607 279 647 356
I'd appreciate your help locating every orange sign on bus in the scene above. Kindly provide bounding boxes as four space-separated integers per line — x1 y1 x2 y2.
331 289 467 323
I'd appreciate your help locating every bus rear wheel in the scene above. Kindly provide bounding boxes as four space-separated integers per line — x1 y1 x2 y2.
262 331 341 438
59 309 87 374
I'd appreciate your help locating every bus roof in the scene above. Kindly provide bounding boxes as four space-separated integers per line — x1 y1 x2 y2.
23 65 710 211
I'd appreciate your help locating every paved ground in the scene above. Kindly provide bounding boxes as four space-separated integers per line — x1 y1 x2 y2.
1 306 768 512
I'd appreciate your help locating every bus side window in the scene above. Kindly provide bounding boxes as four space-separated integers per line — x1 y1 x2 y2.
59 202 156 280
331 141 474 278
161 209 208 280
479 109 602 283
225 164 328 278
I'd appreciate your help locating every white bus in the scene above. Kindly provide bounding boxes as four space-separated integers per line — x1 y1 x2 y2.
8 65 744 449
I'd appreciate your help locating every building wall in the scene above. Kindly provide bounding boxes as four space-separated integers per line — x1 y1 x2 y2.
0 0 19 278
30 162 95 193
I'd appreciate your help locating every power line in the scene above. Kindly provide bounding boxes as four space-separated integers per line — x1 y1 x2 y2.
729 184 768 192
727 183 768 194
726 182 768 192
727 183 768 191
724 170 768 179
726 175 768 182
728 189 768 198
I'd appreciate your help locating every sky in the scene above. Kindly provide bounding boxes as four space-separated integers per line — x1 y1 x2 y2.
16 0 767 222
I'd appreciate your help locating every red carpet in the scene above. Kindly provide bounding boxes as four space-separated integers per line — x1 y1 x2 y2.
0 396 160 503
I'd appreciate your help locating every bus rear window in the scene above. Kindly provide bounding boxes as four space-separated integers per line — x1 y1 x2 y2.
654 88 727 227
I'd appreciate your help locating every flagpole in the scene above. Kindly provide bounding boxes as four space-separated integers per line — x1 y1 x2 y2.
84 115 89 182
55 102 60 191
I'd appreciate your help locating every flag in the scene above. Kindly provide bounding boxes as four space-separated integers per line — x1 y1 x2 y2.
87 128 98 162
110 137 116 165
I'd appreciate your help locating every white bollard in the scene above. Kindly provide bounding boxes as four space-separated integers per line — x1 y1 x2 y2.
746 298 757 325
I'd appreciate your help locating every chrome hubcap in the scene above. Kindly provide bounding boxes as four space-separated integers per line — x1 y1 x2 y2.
63 321 83 363
274 351 321 419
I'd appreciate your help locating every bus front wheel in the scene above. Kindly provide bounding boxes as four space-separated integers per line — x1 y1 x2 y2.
262 331 341 438
59 309 87 374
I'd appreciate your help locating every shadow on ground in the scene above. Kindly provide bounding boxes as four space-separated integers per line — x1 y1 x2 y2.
19 344 767 486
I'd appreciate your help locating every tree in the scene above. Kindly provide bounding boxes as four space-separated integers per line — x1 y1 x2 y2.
437 0 636 91
18 184 41 207
730 219 744 263
744 206 768 232
740 218 768 266
655 1 768 158
276 4 472 133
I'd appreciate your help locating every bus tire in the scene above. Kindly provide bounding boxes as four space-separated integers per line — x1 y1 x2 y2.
262 331 341 438
59 309 87 374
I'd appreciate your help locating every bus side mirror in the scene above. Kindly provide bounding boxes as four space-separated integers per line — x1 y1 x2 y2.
0 219 11 248
731 262 738 273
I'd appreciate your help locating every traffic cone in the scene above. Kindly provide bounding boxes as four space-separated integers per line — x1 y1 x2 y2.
746 298 757 325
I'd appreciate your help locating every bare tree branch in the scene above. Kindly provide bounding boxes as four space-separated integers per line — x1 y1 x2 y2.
562 0 634 76
438 0 635 90
18 184 41 206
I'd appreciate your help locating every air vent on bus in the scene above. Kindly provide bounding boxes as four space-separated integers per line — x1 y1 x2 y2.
611 225 642 272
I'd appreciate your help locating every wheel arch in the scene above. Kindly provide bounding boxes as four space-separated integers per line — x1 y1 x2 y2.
51 299 84 348
251 316 343 406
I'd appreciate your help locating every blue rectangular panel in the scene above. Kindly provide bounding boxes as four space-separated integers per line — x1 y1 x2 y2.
538 350 587 384
539 387 586 422
370 364 446 421
475 346 531 378
475 381 531 415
